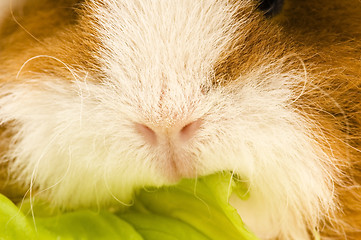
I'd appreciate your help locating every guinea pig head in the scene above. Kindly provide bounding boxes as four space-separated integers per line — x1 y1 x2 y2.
0 2 337 230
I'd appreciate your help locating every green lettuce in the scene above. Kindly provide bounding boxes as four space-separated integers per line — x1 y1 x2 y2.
0 173 258 240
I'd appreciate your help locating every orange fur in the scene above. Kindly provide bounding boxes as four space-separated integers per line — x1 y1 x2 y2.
281 1 361 238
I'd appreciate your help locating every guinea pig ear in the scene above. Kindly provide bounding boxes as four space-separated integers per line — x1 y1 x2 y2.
257 0 284 17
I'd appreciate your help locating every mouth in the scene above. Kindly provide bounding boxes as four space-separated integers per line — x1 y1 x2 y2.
162 155 198 183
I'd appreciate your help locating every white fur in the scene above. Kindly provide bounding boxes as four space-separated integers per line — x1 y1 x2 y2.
0 1 339 239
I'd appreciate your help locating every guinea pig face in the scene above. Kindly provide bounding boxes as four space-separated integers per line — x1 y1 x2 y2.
1 0 336 226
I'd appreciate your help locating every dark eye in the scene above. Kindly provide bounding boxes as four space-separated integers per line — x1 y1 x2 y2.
258 0 284 17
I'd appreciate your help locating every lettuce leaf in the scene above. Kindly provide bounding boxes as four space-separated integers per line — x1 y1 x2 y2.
0 173 258 240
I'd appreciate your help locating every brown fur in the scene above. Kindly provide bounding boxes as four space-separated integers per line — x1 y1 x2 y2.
280 1 361 238
218 1 361 238
1 0 361 239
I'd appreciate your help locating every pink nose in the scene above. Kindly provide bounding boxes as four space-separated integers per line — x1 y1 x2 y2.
135 119 202 145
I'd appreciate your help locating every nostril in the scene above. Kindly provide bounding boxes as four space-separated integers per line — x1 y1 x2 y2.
135 123 157 145
179 119 202 142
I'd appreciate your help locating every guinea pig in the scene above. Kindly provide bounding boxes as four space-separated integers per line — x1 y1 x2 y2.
1 0 361 239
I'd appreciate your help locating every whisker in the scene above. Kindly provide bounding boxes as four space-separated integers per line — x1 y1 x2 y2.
191 172 211 216
10 0 42 44
288 54 308 105
33 136 73 197
23 123 70 227
228 170 235 199
16 55 80 82
103 167 133 207
304 82 358 158
5 186 35 232
74 72 89 127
